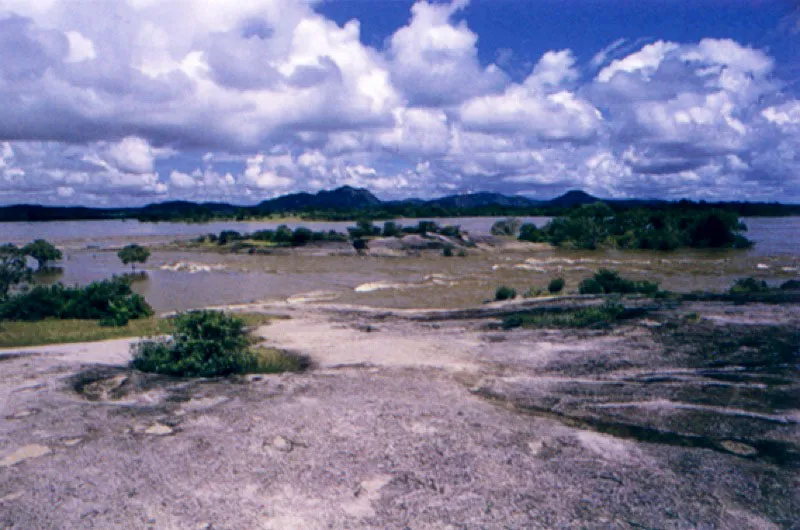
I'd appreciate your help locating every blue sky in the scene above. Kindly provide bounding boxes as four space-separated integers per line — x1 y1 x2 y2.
0 0 798 205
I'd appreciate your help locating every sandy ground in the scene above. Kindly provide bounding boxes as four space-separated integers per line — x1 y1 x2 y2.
1 299 798 528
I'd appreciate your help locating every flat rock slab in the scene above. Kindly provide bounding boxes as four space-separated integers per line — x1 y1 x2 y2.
0 444 51 467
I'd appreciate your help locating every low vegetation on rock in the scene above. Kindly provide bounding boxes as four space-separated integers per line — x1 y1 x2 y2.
578 269 659 296
131 310 306 377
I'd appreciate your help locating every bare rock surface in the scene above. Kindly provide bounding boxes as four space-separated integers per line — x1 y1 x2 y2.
0 300 797 528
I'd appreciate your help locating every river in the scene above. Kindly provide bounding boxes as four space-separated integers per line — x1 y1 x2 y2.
2 217 798 312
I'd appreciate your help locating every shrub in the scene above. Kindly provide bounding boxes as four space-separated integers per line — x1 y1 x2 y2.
495 285 516 301
518 223 545 242
117 244 150 271
548 277 565 294
382 221 402 237
348 219 380 239
416 220 439 236
729 277 770 294
523 287 544 298
274 225 293 244
502 298 626 330
578 278 603 294
131 310 305 377
491 217 522 236
780 279 800 290
22 239 62 269
0 276 153 325
442 245 454 257
216 231 242 245
579 269 658 295
291 227 314 246
0 244 31 300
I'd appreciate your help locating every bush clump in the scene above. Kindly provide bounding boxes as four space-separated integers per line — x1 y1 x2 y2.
729 277 770 294
131 310 305 377
0 276 153 325
520 203 753 250
780 279 800 290
578 269 658 295
548 277 565 294
495 285 517 301
502 298 627 330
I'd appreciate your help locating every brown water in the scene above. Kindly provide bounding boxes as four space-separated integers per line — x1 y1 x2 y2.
5 216 798 312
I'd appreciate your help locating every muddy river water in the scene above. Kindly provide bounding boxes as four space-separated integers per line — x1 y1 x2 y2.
2 217 799 313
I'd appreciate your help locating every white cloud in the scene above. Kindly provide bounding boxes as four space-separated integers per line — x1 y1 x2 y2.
0 1 797 204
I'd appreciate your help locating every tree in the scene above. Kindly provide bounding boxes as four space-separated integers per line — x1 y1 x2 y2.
0 244 31 300
22 239 62 269
117 244 150 271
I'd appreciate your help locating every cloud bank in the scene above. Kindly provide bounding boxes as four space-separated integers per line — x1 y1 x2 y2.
0 0 798 205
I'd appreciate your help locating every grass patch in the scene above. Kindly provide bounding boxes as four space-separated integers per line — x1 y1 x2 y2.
0 317 171 348
251 346 310 373
501 299 636 330
0 312 278 348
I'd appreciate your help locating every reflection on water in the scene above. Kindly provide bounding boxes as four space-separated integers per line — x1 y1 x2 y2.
5 216 797 313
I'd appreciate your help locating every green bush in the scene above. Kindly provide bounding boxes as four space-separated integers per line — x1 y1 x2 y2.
537 205 752 250
382 221 402 237
0 244 31 300
0 277 153 325
131 310 306 377
548 277 565 294
579 269 658 295
780 279 800 290
22 239 62 269
578 278 603 294
518 223 545 242
502 298 626 330
442 245 454 257
729 277 770 294
495 285 516 301
132 310 252 377
117 244 150 270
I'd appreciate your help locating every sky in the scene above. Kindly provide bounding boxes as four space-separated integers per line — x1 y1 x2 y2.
0 0 798 206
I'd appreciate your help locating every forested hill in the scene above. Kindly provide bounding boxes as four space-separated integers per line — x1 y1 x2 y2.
1 186 799 222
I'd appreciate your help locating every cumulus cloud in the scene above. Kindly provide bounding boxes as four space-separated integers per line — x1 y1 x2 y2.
0 0 797 204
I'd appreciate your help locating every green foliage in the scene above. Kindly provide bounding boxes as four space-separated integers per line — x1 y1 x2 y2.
348 219 381 239
577 278 603 294
780 279 800 290
274 225 293 243
729 277 770 294
117 244 150 270
518 223 545 242
491 217 522 236
22 239 62 269
535 204 752 250
501 299 626 330
442 245 454 257
495 285 516 301
131 310 305 377
548 277 565 294
217 230 243 245
0 276 153 325
0 244 31 300
578 269 658 295
382 221 403 237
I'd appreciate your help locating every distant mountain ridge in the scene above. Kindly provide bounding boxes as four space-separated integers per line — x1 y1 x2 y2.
0 187 796 222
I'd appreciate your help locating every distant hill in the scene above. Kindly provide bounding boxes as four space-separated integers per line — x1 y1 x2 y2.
256 185 381 213
0 186 798 223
